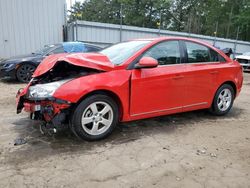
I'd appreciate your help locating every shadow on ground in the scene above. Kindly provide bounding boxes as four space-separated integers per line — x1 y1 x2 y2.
0 78 22 84
5 106 244 164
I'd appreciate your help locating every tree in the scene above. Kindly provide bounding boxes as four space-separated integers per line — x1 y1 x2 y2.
68 0 250 41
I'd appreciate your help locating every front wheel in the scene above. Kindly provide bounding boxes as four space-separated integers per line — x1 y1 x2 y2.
70 94 119 141
210 84 235 116
16 64 36 83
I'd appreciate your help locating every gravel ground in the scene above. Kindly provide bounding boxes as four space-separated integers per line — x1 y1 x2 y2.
0 74 249 188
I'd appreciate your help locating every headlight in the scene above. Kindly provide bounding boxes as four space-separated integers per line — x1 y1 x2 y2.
28 79 70 99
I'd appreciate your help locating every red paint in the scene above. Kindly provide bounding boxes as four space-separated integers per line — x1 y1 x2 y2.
33 53 114 77
23 101 70 121
17 37 243 122
136 57 158 68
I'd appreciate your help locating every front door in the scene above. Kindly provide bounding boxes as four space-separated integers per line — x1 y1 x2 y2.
130 40 186 118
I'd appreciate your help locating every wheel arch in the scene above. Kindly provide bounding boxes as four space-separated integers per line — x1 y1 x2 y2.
75 89 124 121
17 61 37 67
217 81 237 99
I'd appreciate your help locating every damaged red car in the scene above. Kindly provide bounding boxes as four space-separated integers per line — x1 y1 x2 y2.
16 37 243 141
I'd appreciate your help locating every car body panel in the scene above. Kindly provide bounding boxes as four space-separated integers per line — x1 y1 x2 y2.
53 70 131 121
214 61 243 97
182 61 242 112
182 63 220 107
130 65 186 117
32 53 114 77
16 37 243 125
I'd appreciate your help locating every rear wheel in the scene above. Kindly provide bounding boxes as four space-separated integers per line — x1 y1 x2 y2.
16 64 36 83
70 94 119 141
210 84 235 116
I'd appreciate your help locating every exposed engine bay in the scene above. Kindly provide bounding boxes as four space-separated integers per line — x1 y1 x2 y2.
17 61 102 134
32 61 101 83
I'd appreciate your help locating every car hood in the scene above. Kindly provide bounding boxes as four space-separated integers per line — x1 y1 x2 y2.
32 53 114 77
236 55 250 60
1 53 43 64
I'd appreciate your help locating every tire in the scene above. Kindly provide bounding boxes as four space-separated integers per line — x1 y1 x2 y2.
70 94 119 141
16 64 36 83
210 84 235 116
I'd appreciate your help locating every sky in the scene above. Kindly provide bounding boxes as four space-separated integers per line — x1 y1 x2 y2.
66 0 85 10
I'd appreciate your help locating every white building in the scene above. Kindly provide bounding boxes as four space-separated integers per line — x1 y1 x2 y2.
0 0 66 58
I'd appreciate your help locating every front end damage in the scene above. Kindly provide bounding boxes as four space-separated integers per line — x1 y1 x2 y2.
16 53 113 134
16 64 86 133
19 95 71 134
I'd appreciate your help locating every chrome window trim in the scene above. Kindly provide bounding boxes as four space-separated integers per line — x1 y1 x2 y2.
156 61 222 68
183 61 222 65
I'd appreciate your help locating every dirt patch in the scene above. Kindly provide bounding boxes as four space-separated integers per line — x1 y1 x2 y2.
0 74 250 187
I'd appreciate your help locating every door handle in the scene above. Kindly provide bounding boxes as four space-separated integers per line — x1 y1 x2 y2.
210 71 218 75
173 75 184 80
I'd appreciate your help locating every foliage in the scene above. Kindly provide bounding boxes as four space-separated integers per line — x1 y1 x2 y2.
68 0 250 41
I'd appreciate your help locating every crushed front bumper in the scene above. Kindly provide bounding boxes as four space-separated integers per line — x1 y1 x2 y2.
16 89 72 128
22 100 71 121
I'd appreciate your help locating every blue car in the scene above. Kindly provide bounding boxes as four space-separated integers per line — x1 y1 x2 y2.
0 42 102 82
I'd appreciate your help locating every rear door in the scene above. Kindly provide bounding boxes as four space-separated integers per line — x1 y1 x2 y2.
181 40 226 110
130 40 186 117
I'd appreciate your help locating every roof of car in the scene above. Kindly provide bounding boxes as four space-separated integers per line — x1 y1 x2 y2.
131 36 204 42
131 36 218 49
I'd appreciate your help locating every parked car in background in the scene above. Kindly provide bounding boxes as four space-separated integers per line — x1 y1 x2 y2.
235 52 250 71
0 42 102 82
16 37 243 141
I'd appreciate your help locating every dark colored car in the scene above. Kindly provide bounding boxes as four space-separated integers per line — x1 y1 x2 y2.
0 42 102 82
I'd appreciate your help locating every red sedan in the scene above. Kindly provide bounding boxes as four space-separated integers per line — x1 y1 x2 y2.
16 37 243 141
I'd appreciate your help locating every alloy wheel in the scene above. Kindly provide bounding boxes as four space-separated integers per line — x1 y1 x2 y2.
217 88 232 112
17 64 35 82
81 101 114 136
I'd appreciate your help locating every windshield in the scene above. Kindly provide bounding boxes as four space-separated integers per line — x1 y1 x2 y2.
100 40 151 65
33 44 61 55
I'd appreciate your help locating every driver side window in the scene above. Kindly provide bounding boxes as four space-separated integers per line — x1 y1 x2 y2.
143 41 180 66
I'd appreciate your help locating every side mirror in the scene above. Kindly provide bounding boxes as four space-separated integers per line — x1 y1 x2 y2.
135 57 158 69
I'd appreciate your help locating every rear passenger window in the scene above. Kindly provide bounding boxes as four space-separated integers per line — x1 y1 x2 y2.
185 41 225 63
185 42 210 63
210 49 226 62
143 41 180 65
